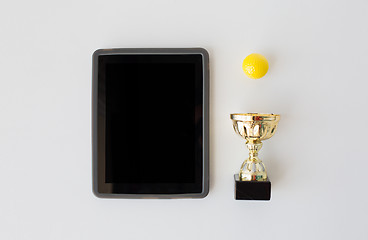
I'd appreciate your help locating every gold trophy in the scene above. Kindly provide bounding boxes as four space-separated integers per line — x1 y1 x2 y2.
230 113 280 200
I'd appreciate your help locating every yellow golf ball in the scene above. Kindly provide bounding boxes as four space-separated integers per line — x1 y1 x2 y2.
242 53 269 79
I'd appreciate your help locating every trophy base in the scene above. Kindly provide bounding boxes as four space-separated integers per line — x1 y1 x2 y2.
234 174 271 200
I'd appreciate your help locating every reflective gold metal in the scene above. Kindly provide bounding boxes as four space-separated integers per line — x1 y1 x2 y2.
230 113 280 181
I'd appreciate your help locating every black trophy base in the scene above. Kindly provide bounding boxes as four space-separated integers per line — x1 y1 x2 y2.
234 174 271 200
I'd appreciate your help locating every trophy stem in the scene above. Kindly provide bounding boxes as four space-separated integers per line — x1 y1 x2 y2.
239 140 267 181
246 140 263 161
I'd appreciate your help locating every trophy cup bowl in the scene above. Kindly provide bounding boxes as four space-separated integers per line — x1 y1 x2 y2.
230 113 280 182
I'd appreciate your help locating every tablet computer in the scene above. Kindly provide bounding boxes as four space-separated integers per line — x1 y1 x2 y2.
92 48 209 198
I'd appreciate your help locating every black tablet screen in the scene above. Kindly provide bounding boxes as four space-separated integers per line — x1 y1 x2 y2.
97 54 204 194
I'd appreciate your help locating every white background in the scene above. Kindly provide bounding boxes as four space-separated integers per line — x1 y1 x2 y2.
1 0 368 239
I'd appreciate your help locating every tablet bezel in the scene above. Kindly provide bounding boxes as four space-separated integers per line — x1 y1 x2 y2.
92 48 209 198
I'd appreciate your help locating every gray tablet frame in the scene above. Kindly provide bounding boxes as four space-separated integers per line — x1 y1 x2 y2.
92 48 209 199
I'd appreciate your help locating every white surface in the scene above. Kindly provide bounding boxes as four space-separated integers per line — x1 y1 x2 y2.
1 0 368 239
